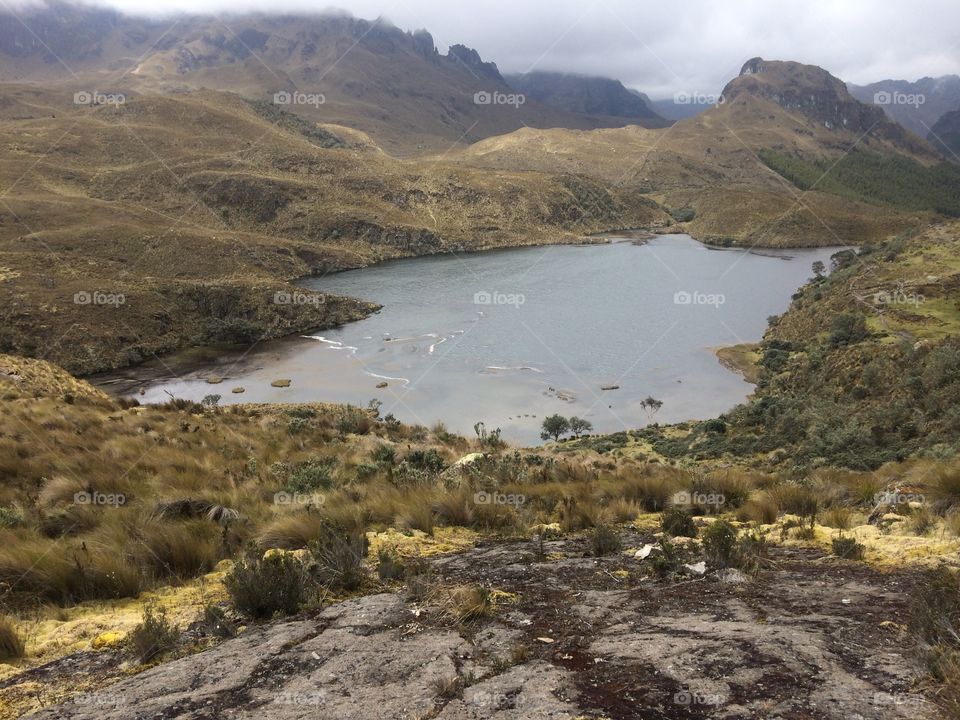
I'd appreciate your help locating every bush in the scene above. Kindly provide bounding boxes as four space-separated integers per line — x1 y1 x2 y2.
590 524 623 556
0 505 25 529
286 458 336 494
128 604 179 663
377 548 406 581
0 616 25 661
828 313 870 348
831 536 864 560
660 507 697 538
311 528 368 591
371 444 397 466
405 449 445 474
702 520 738 568
225 549 311 619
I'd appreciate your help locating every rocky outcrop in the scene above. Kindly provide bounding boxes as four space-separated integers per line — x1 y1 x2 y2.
724 58 932 155
23 532 937 719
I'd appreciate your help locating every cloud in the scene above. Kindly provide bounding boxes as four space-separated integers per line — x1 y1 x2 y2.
10 0 960 97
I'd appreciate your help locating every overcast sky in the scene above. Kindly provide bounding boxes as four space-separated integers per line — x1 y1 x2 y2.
15 0 960 97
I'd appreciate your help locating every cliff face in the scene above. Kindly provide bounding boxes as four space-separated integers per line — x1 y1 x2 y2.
722 58 931 155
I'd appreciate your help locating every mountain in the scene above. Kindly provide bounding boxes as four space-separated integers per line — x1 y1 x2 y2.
722 58 929 152
648 97 710 121
0 3 658 153
848 75 960 138
454 57 949 247
504 71 668 127
928 108 960 159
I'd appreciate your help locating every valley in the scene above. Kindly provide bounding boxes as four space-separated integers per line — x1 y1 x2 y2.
1 3 960 719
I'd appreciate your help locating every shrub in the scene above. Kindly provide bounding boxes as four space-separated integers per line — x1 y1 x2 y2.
225 549 311 619
201 604 237 639
128 604 179 663
828 313 869 348
589 524 622 556
702 520 738 568
831 536 864 560
0 616 25 661
337 407 373 435
405 449 445 474
286 458 336 494
377 548 405 581
371 444 397 466
0 505 25 529
660 507 697 538
310 528 368 591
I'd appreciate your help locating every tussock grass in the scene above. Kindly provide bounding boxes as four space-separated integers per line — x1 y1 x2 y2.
0 615 25 661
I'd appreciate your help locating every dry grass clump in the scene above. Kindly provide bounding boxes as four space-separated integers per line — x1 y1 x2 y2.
257 512 327 550
929 465 960 513
821 506 855 530
771 484 819 524
135 520 221 580
0 615 25 661
736 491 779 524
441 584 493 624
310 527 368 591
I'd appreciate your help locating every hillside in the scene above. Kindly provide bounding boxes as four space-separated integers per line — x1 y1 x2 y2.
453 58 952 247
849 74 960 138
504 71 668 127
0 84 674 375
929 108 960 158
0 3 664 153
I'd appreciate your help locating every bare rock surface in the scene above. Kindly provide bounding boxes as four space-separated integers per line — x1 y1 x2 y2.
24 532 937 719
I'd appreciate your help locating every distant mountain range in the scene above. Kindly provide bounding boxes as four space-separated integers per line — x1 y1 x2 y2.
503 71 668 126
848 75 960 139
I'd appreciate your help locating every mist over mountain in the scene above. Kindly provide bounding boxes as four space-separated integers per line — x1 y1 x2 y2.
848 75 960 139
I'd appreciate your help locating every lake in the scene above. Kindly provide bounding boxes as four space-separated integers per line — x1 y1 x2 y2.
98 235 845 444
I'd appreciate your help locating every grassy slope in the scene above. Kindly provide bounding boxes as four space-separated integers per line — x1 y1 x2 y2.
0 85 670 375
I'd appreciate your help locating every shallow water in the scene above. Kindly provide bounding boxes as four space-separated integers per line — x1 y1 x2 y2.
101 235 845 444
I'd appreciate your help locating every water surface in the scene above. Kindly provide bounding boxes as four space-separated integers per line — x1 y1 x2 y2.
103 236 844 444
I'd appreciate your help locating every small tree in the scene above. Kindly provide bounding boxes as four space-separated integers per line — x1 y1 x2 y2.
540 414 570 442
640 397 663 422
568 416 593 438
811 260 825 279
